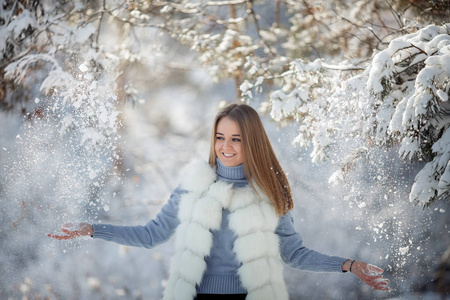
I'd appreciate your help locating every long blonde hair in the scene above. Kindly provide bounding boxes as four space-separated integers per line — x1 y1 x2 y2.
209 103 293 216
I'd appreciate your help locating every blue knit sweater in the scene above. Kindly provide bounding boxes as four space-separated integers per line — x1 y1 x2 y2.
93 159 348 294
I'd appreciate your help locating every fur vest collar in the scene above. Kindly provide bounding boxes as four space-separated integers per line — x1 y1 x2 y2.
163 160 288 300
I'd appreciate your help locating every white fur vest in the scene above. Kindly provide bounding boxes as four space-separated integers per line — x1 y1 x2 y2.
162 160 289 300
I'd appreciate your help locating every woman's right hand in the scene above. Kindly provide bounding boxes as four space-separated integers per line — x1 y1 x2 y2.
47 222 93 240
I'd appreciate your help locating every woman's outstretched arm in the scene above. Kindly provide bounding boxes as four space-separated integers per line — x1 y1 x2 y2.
48 186 185 248
277 212 390 291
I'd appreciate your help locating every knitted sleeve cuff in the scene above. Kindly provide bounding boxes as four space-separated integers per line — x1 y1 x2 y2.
326 256 350 273
92 224 114 241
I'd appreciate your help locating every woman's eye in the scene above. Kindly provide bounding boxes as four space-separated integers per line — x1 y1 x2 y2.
216 136 224 140
232 138 241 142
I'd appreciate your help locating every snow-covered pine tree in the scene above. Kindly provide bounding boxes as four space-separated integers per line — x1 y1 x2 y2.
263 23 450 206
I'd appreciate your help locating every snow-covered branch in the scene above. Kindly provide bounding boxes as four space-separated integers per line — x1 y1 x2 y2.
264 23 450 207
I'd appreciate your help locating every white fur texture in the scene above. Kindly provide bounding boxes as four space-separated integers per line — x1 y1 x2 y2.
191 196 223 230
177 193 199 222
228 203 265 236
234 232 279 262
207 180 234 208
163 161 288 300
184 223 213 257
179 160 216 193
178 250 207 284
173 278 196 300
228 185 256 211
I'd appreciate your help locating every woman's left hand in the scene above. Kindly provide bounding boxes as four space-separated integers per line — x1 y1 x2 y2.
350 261 390 291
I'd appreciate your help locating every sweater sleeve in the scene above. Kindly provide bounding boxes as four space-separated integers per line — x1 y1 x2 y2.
276 212 348 273
92 186 185 248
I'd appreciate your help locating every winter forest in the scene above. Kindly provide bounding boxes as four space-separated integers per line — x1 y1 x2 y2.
0 0 449 299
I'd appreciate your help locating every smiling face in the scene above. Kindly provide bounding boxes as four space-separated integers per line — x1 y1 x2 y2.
214 117 244 167
208 103 294 217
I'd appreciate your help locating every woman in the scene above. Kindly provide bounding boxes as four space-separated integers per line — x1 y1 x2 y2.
49 103 390 299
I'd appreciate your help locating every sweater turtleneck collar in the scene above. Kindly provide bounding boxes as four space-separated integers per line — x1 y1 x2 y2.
216 158 247 182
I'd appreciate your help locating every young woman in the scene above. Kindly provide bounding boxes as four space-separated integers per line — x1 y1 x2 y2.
49 103 390 299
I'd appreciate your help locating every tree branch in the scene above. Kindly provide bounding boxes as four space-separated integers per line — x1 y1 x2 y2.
333 8 384 45
95 0 106 50
274 0 281 28
207 0 247 6
385 0 404 29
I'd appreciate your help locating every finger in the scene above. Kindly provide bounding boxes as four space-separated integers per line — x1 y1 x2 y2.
367 264 384 274
374 277 390 284
369 279 390 290
363 268 383 276
373 284 390 291
47 233 72 240
60 228 81 236
62 223 75 229
361 274 384 281
60 228 75 234
373 281 390 291
369 279 389 287
365 276 388 284
361 275 384 283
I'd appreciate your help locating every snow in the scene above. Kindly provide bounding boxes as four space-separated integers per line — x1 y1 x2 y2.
239 80 253 100
290 58 323 73
418 25 441 42
1 2 449 298
436 90 448 102
75 23 96 43
41 68 76 94
410 162 438 204
79 63 89 73
426 34 450 51
218 30 237 53
89 169 98 180
367 51 394 93
9 9 38 39
399 246 410 256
